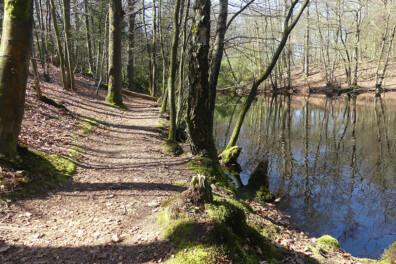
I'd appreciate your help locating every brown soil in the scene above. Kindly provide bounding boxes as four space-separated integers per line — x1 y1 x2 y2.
0 66 193 263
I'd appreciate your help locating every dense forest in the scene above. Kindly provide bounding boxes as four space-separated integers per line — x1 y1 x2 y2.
0 0 395 263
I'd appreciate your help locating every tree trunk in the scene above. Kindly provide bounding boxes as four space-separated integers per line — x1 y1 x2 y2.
187 0 218 161
303 3 310 77
176 0 191 127
0 0 33 158
84 0 94 73
208 0 228 122
158 0 168 113
63 0 75 90
224 0 309 150
150 0 157 96
31 46 43 99
105 0 124 107
50 0 68 90
127 0 136 91
166 0 182 141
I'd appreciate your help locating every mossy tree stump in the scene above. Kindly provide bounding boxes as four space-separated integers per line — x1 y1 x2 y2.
181 174 213 206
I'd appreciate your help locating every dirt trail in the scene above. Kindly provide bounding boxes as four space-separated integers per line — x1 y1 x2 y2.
0 81 192 263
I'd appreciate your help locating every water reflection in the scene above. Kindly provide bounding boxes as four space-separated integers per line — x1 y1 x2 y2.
214 94 396 258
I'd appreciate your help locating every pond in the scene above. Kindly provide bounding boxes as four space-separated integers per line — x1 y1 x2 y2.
214 94 396 259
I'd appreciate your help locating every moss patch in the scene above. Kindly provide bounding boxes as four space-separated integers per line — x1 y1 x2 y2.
158 193 280 264
317 235 340 248
0 145 77 201
221 146 241 165
78 117 102 135
105 99 129 110
161 140 183 156
381 241 396 264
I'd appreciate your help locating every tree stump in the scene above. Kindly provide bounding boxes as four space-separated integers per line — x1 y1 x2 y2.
181 174 213 206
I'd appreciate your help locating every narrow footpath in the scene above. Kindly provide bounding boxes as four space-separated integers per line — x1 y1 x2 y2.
1 76 192 263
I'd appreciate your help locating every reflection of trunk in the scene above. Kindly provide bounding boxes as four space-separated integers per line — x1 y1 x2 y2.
224 0 309 150
0 0 33 158
313 99 328 174
303 99 310 197
374 97 385 169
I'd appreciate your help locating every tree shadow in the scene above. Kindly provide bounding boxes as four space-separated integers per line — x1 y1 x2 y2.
0 241 175 264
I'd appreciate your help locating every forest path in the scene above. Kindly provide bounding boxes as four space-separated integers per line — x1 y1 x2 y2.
1 80 192 263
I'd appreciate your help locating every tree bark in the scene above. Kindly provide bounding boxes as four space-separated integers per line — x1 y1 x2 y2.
50 0 68 90
127 0 136 91
150 0 157 96
105 0 124 107
166 0 182 141
0 0 33 158
62 0 75 90
84 0 94 73
187 0 218 161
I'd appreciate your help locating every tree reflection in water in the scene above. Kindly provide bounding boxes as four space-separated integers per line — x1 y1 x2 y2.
214 94 396 258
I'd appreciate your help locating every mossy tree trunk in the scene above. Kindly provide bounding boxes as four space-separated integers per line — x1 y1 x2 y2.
50 0 68 90
62 0 75 90
105 0 124 107
224 0 309 150
0 0 33 158
187 0 218 161
167 0 182 141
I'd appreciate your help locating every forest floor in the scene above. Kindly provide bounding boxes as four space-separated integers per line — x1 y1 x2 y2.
0 66 385 263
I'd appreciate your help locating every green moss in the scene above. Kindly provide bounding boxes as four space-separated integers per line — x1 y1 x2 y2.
105 97 129 110
0 146 76 201
206 201 246 235
255 186 275 203
78 117 102 135
81 117 102 126
221 146 241 165
167 243 224 264
317 235 340 248
161 140 183 156
5 0 30 20
381 241 396 264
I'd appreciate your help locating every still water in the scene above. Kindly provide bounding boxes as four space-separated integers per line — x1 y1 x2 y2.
214 95 396 258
